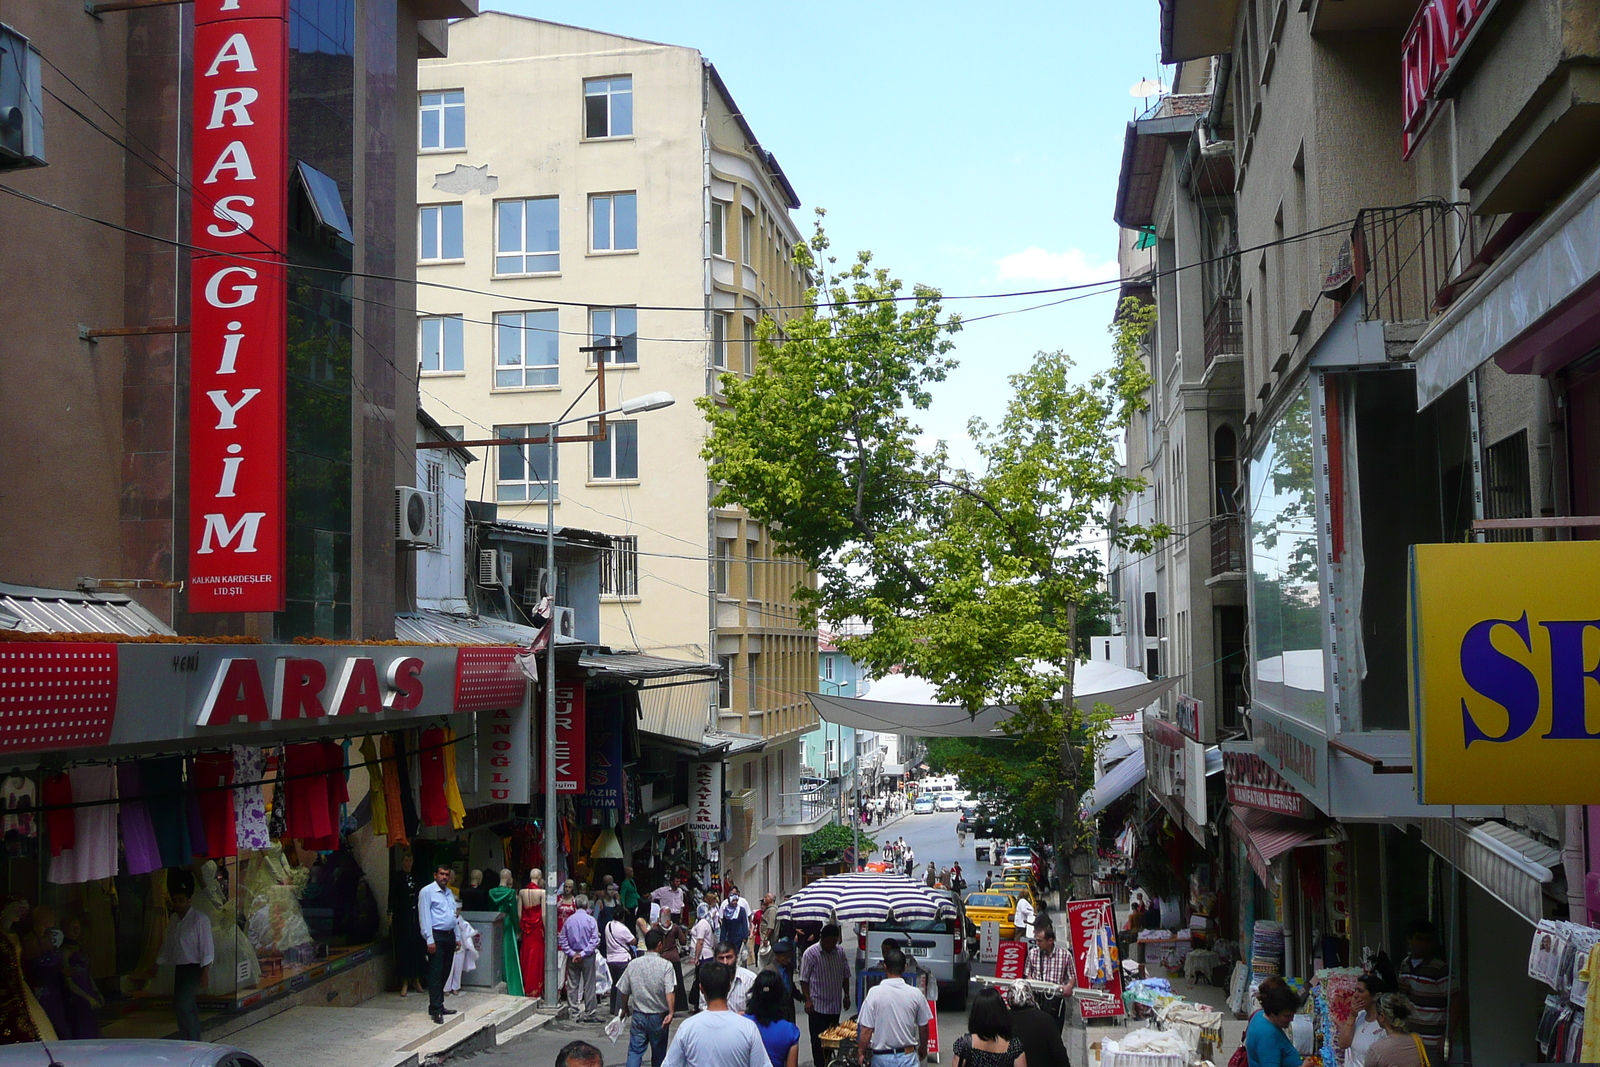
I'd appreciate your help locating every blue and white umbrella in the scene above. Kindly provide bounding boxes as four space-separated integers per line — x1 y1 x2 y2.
776 872 958 924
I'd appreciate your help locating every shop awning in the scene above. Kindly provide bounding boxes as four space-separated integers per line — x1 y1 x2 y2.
1418 818 1560 925
395 608 550 646
882 763 905 776
579 650 721 682
1229 805 1339 890
1082 748 1146 818
0 581 175 637
653 805 690 831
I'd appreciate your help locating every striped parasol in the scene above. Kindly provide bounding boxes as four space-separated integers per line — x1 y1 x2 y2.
776 872 958 924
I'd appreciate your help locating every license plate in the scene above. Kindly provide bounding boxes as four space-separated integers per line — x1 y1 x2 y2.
906 946 931 957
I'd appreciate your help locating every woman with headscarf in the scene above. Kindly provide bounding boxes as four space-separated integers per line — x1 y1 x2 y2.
1005 980 1070 1067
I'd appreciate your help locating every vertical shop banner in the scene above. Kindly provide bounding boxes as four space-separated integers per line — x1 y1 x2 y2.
690 760 723 833
482 687 531 803
553 680 585 793
995 941 1027 979
1065 898 1126 1019
189 0 289 612
575 695 623 809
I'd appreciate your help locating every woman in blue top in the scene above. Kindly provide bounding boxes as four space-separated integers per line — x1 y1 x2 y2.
1245 977 1304 1067
745 970 802 1067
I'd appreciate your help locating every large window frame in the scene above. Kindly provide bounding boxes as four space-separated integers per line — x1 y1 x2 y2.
495 197 560 276
588 419 639 482
583 75 633 138
418 314 464 374
587 306 638 365
589 192 637 253
418 203 463 262
495 424 557 503
419 90 465 151
600 535 639 599
494 310 559 389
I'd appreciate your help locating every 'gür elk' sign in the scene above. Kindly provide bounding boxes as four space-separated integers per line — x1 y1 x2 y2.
189 0 289 612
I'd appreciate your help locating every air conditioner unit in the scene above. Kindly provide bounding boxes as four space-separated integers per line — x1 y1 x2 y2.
477 548 512 587
552 605 577 640
394 486 438 549
0 24 45 170
521 567 550 605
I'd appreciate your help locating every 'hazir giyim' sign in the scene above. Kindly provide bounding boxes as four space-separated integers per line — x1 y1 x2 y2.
189 0 289 612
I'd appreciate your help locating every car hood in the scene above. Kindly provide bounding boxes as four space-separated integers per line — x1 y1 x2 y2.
0 1041 236 1067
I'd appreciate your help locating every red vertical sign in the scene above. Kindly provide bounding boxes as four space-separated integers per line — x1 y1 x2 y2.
1065 898 1126 1019
189 0 289 612
995 941 1028 979
553 680 585 793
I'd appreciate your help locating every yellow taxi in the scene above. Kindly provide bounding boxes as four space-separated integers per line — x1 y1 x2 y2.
989 880 1038 913
961 890 1020 939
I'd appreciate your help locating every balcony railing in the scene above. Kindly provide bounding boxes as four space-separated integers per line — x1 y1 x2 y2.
1322 202 1454 327
1211 513 1244 577
1203 294 1243 368
778 789 831 827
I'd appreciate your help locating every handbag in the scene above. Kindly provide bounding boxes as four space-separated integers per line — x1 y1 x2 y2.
1228 1011 1260 1067
1411 1033 1432 1067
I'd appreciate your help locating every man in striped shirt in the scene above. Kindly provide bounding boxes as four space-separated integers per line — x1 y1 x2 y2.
799 924 852 1067
1399 919 1455 1060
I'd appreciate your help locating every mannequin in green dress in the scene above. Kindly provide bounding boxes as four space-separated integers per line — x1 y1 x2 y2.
487 870 524 997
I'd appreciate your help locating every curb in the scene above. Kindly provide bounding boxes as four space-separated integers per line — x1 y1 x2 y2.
410 997 550 1066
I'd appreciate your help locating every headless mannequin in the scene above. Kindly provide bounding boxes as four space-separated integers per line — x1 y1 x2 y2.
518 868 545 916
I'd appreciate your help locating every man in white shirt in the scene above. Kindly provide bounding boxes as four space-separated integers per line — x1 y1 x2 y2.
857 947 931 1067
689 909 717 1010
714 941 757 1014
157 881 214 1040
661 961 767 1067
1013 895 1037 943
650 876 686 924
418 863 460 1024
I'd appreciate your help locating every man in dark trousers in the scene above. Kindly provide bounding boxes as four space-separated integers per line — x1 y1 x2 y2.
418 863 460 1024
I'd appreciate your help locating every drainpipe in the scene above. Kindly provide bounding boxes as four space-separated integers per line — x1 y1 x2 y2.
1565 805 1588 923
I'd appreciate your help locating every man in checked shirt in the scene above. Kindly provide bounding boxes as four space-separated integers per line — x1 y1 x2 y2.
799 923 852 1067
1024 922 1076 1022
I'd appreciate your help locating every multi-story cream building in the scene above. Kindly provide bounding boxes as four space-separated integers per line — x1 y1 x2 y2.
415 13 823 899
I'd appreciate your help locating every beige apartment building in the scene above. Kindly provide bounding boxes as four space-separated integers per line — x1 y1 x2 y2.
415 13 823 899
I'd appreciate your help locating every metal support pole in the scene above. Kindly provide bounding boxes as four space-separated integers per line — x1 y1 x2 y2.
543 429 560 1009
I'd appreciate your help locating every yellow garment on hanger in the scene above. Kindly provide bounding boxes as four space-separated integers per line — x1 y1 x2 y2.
442 726 466 830
1582 942 1600 1063
361 737 387 838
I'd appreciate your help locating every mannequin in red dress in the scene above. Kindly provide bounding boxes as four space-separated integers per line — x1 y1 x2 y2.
517 868 545 998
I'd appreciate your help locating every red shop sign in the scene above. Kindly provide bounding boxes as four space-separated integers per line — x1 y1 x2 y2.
1065 898 1126 1020
1223 749 1313 819
554 680 586 793
189 0 289 612
1400 0 1493 157
995 940 1028 979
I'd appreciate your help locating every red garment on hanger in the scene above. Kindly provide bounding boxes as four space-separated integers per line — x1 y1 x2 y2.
418 726 449 827
302 740 347 850
283 742 333 842
41 773 73 857
193 751 237 858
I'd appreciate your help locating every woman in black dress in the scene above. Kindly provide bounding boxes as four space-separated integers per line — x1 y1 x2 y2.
390 852 428 995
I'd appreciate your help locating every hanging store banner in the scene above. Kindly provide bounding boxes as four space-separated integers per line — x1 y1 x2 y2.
188 0 290 613
1065 898 1126 1020
1175 695 1202 741
575 694 624 809
553 679 586 793
690 760 723 833
1222 748 1313 818
481 689 531 804
1144 716 1186 815
1410 541 1600 803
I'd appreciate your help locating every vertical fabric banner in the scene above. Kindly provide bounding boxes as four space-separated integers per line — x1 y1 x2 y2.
553 679 586 793
575 694 623 809
189 0 289 612
1065 898 1126 1019
689 760 722 833
483 684 531 803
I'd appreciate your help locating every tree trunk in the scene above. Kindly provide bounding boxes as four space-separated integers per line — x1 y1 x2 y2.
1055 605 1088 909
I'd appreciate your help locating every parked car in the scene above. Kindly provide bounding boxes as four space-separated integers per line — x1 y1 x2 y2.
961 890 1019 939
958 797 980 812
913 795 936 814
864 888 970 1009
935 793 960 812
0 1042 264 1067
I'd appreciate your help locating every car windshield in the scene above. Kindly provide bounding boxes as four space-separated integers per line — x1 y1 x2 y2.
878 919 955 934
965 894 1011 907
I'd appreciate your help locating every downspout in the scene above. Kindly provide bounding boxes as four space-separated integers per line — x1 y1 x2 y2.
703 62 718 735
1565 804 1588 924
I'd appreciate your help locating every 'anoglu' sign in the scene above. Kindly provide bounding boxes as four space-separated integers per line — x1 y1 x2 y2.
1409 541 1600 803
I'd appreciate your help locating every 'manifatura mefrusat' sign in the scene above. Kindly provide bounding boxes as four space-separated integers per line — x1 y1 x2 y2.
189 0 289 612
1409 542 1600 803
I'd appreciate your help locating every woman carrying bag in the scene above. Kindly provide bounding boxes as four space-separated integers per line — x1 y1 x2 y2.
1236 976 1302 1067
603 906 637 1016
1361 993 1430 1067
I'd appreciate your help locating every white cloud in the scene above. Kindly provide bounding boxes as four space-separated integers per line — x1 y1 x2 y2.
995 247 1119 284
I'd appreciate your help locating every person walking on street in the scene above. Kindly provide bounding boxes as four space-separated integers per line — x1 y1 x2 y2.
953 987 1026 1067
661 961 768 1067
757 893 779 968
156 876 214 1040
1013 894 1037 945
798 924 851 1067
762 938 801 1024
618 928 677 1067
716 940 758 1014
1023 923 1075 1022
722 888 753 965
689 906 717 1010
744 970 802 1067
560 899 601 1020
654 908 691 1014
620 866 642 914
925 862 938 887
856 945 931 1067
605 907 638 1016
1245 977 1303 1067
651 876 687 926
417 864 460 1025
1005 981 1071 1067
1362 993 1428 1067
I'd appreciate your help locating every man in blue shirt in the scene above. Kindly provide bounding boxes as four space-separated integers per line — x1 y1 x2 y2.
419 863 459 1024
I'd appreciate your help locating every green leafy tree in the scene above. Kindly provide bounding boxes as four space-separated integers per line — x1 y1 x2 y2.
701 222 1165 897
801 822 878 867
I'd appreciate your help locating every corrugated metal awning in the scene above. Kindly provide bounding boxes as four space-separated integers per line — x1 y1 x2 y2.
1418 818 1559 925
1082 748 1146 817
394 609 544 646
0 582 175 636
579 651 719 681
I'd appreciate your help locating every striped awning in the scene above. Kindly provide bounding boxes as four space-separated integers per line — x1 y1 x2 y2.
776 872 958 924
1229 805 1337 890
1417 818 1559 925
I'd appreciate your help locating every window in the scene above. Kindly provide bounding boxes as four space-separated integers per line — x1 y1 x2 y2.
440 425 463 440
600 535 639 597
822 655 835 681
1144 591 1158 637
711 201 728 257
419 203 463 261
590 192 637 252
419 90 465 150
589 419 638 480
1483 430 1533 542
418 315 464 373
495 310 558 388
747 653 760 712
584 75 632 138
745 539 757 598
742 318 756 375
712 313 728 369
495 424 556 502
588 307 638 364
718 654 734 708
825 738 837 770
715 537 734 595
496 197 559 275
741 209 754 264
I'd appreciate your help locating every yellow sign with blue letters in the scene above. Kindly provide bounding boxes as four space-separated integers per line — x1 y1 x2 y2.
1409 541 1600 803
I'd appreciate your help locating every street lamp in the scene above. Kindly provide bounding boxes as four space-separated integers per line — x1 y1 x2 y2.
822 677 861 871
538 357 674 1008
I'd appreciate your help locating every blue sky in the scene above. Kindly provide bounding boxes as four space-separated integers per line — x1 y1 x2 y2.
491 1 1168 467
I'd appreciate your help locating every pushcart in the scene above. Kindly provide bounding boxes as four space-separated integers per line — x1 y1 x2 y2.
820 1028 862 1067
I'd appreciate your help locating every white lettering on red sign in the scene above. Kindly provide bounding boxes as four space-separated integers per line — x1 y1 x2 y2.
197 655 426 725
188 0 288 612
1400 0 1491 157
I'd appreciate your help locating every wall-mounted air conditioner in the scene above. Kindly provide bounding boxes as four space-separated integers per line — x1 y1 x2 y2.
477 548 512 587
553 605 577 640
394 486 438 548
0 24 45 170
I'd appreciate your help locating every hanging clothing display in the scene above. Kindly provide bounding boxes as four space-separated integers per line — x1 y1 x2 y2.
1581 942 1600 1063
2 772 37 842
48 765 117 884
418 725 450 828
379 734 410 847
519 886 545 999
143 757 191 868
283 742 334 843
184 760 209 859
0 924 52 1044
488 882 524 997
298 741 346 851
360 737 387 839
233 745 271 851
391 732 420 842
441 726 466 830
193 751 236 858
41 772 74 857
116 762 163 876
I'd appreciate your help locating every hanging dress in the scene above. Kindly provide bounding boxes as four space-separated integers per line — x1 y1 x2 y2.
49 765 118 884
390 867 429 984
360 737 388 839
488 884 524 997
116 762 164 876
193 751 237 858
418 726 450 828
440 727 466 830
519 889 546 999
233 745 272 852
379 735 410 847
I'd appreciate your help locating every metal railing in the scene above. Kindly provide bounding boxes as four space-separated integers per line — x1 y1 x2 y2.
777 789 831 826
1203 294 1243 368
1211 514 1244 576
1347 201 1454 324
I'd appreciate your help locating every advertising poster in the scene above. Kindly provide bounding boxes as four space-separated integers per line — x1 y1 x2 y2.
1065 898 1125 1019
575 694 623 809
995 941 1027 979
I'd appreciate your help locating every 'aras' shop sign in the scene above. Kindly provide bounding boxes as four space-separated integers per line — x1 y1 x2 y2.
1409 542 1600 803
1400 0 1493 157
189 0 290 612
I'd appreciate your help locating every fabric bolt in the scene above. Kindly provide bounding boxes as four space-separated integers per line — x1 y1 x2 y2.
41 773 74 857
379 735 410 847
233 746 271 851
143 757 191 867
283 742 334 843
183 760 209 859
193 751 236 858
418 726 450 828
360 738 387 839
441 727 466 830
48 766 117 884
115 763 163 875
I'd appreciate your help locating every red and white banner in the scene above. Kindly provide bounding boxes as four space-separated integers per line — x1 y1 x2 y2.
1065 898 1126 1020
995 940 1027 979
189 0 289 612
553 679 586 793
